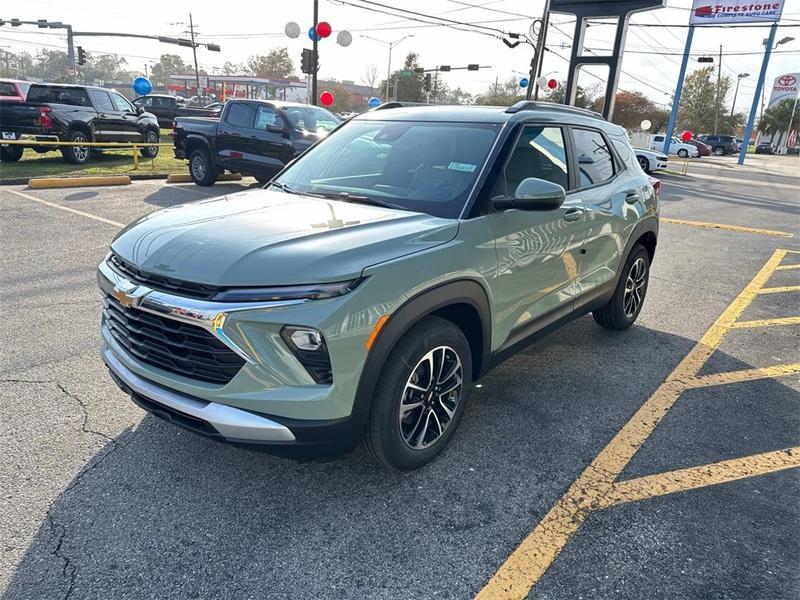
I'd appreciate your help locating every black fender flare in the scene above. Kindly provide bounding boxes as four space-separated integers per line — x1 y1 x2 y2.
184 134 212 156
348 279 492 434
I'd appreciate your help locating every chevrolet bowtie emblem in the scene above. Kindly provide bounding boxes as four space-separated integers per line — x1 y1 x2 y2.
113 284 144 308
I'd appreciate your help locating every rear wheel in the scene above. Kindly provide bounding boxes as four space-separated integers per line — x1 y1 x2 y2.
593 244 650 331
713 146 724 156
188 149 217 186
139 130 160 158
677 149 688 158
60 130 90 164
637 156 650 173
363 316 471 471
0 145 23 162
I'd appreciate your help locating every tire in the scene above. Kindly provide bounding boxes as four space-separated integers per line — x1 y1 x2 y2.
0 145 23 162
140 130 160 158
713 146 724 156
677 149 688 158
593 244 650 331
637 156 651 173
188 149 217 186
32 146 50 154
363 316 472 471
60 130 90 164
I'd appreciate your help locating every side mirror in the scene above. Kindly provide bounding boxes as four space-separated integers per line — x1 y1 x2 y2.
136 105 145 115
266 124 285 134
492 177 566 211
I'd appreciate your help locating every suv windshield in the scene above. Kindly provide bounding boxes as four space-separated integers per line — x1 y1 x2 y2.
274 120 500 218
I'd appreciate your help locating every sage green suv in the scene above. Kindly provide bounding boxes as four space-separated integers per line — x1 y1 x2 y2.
99 101 658 470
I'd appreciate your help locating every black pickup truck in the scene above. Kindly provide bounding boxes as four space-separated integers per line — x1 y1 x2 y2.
0 83 160 164
173 99 340 185
132 94 221 128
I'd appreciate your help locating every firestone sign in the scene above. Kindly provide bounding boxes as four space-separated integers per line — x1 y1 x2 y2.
767 72 800 109
689 0 785 25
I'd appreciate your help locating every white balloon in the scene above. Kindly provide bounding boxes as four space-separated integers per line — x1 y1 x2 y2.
285 22 301 39
537 76 548 88
640 119 652 131
337 30 353 47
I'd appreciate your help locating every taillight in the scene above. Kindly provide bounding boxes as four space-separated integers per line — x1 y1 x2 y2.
37 106 52 128
648 176 661 199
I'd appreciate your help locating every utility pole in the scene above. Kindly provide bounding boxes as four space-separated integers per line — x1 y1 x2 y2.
312 0 318 105
531 0 551 101
713 44 722 134
188 13 200 92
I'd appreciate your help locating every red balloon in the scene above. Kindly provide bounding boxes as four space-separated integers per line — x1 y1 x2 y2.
320 90 334 106
316 22 332 38
681 130 693 141
547 78 558 90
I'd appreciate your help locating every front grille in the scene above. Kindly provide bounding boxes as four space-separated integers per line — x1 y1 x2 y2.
102 293 245 385
108 253 219 300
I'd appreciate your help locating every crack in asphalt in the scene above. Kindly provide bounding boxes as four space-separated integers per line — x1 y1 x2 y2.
2 378 128 599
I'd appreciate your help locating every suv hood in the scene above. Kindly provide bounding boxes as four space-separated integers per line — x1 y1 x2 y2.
110 188 458 286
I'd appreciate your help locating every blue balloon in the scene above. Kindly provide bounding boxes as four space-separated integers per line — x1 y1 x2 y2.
308 26 320 41
368 96 381 109
519 78 529 88
133 77 152 96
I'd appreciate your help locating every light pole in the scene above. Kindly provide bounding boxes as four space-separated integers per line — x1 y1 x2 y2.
362 34 414 101
729 72 749 127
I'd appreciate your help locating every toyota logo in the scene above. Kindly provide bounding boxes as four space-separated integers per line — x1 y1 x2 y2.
778 75 797 87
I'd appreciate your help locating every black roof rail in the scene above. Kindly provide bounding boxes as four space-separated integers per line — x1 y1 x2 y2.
505 100 603 119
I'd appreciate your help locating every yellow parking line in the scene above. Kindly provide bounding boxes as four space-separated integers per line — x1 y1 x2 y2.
660 217 793 238
758 286 800 294
686 363 800 388
598 448 800 509
475 249 786 600
5 188 124 228
732 316 800 329
775 264 800 271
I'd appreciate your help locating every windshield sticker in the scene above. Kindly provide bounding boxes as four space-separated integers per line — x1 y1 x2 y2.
447 162 477 173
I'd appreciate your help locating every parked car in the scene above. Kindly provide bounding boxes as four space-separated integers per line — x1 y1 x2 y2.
684 139 711 157
173 99 341 185
755 142 775 154
0 79 31 103
0 83 160 163
697 134 737 155
100 100 659 469
634 147 668 173
650 134 699 158
132 94 221 128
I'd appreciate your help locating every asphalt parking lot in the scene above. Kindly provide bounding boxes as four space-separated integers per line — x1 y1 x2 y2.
2 155 798 599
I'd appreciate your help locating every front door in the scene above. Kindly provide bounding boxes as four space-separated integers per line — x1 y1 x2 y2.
244 105 295 178
488 125 586 343
88 90 116 141
108 92 143 142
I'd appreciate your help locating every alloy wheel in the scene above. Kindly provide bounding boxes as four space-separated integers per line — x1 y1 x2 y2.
191 154 207 180
74 135 88 162
146 132 158 155
399 346 463 450
623 257 647 318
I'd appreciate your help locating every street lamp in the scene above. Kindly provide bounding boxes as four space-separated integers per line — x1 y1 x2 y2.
729 73 749 125
765 36 794 48
361 34 414 101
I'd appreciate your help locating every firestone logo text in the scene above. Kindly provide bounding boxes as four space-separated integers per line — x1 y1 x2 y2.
694 3 782 18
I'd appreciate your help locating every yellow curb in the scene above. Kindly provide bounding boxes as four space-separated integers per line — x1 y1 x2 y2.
28 176 131 189
166 173 243 184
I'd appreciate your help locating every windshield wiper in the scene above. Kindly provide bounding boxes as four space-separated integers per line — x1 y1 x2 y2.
319 191 407 211
269 181 327 199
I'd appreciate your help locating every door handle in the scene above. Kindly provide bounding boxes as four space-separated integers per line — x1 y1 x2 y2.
624 190 640 204
563 207 585 222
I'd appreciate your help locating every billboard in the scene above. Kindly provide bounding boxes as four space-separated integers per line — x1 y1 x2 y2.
689 0 785 25
767 72 800 109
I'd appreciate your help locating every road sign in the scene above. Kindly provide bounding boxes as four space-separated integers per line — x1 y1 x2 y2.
399 70 413 77
67 67 76 76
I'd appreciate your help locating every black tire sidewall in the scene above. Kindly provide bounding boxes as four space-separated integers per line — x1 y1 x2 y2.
637 156 650 173
0 145 23 162
368 317 472 471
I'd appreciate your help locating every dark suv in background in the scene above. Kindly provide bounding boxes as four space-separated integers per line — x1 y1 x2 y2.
697 134 737 156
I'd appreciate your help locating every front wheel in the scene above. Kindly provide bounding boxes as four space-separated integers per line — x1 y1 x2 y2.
139 130 160 158
188 149 217 186
637 156 651 173
713 146 724 156
593 244 650 330
0 145 23 162
677 149 688 158
363 316 472 471
60 131 90 164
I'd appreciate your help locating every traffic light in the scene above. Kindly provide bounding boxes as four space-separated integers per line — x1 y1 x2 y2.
439 65 450 72
467 64 479 71
301 48 317 74
697 56 714 63
424 73 432 92
207 43 221 52
77 46 86 66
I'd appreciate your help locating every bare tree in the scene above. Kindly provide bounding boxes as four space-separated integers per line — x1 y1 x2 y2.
361 63 379 93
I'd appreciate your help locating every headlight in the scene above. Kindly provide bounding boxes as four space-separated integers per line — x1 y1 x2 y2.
211 279 361 303
280 326 332 384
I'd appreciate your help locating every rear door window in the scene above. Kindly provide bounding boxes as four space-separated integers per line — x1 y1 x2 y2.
572 128 615 187
225 103 255 128
90 90 114 112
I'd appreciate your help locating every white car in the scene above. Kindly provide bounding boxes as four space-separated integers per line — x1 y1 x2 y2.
634 148 668 174
651 134 699 158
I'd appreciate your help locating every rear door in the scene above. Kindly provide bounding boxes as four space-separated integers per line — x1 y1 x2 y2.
571 127 643 297
242 105 294 178
216 102 256 173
